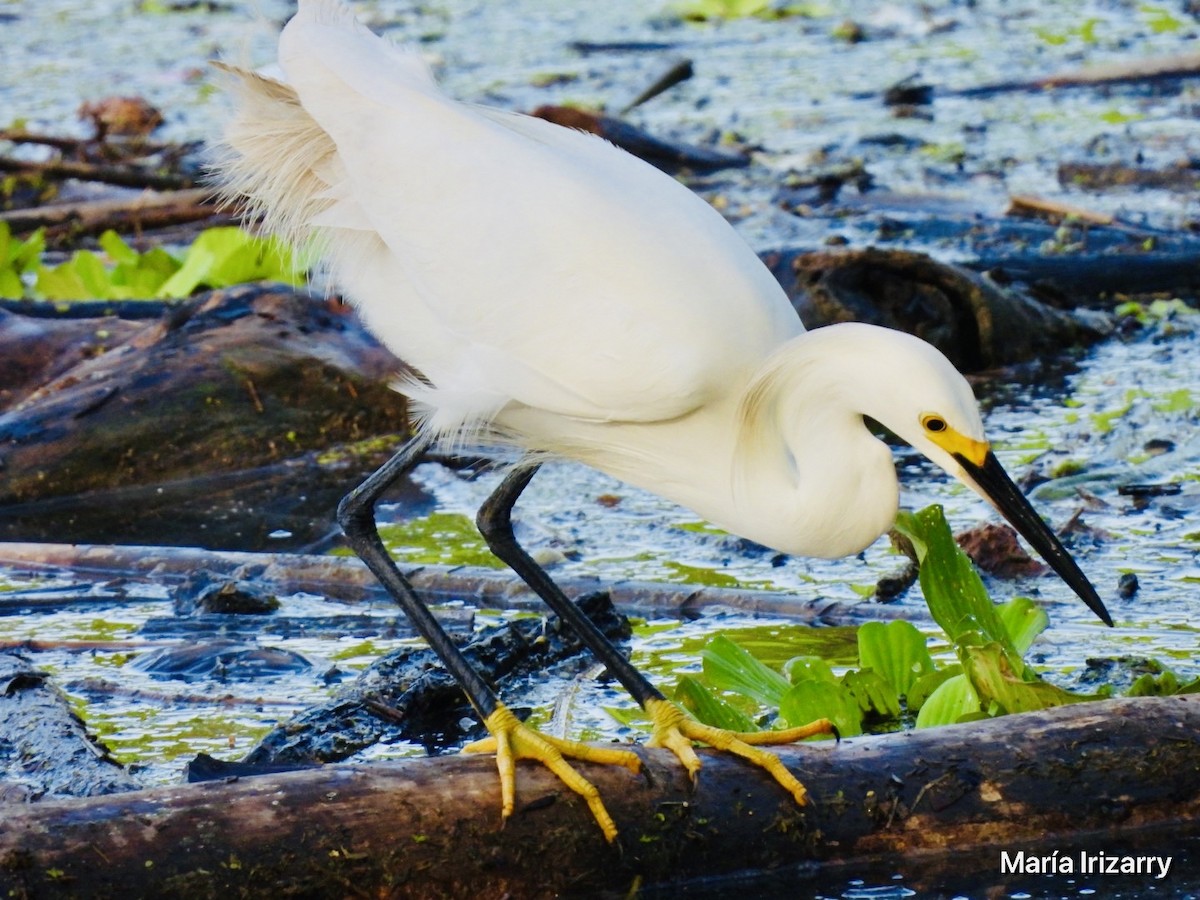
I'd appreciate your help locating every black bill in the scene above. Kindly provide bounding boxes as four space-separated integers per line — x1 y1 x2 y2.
955 450 1113 627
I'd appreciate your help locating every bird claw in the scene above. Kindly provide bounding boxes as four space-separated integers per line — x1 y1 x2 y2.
463 704 641 842
643 697 833 807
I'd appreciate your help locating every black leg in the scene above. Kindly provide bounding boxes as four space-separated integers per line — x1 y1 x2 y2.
474 460 832 827
338 432 498 718
476 461 665 708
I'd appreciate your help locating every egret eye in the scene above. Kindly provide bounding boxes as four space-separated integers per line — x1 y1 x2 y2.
923 415 947 433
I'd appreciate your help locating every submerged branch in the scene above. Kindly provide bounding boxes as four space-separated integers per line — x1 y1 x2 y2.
0 540 898 624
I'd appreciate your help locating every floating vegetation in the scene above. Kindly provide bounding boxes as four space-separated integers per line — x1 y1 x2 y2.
343 511 506 569
675 0 828 22
0 223 305 301
669 505 1200 737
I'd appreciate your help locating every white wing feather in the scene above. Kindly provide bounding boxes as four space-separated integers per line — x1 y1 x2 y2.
223 0 802 434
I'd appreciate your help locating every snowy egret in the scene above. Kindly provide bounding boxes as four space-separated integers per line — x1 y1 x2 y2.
215 0 1113 842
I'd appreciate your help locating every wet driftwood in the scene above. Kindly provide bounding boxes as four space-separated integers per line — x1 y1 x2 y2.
531 104 748 173
0 188 226 241
0 284 407 504
236 591 630 764
0 541 911 625
0 653 142 801
0 285 410 548
767 247 1112 372
0 696 1195 897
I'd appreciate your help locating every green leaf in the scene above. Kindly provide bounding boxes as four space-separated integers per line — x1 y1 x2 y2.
893 506 1011 648
962 643 1091 714
906 665 961 713
74 251 116 298
782 655 836 685
603 705 647 730
36 257 99 300
674 674 758 732
0 224 45 298
779 679 862 737
10 226 44 273
98 229 139 265
856 619 936 696
841 668 901 720
157 227 304 297
701 634 790 708
915 674 980 728
997 597 1049 655
892 506 1096 719
0 268 22 300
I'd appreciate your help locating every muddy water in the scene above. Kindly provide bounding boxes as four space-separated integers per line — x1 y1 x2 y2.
1 2 1198 890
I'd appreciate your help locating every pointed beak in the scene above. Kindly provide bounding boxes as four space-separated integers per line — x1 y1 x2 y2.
955 450 1113 627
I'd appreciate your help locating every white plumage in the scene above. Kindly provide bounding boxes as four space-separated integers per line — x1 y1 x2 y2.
213 0 1012 562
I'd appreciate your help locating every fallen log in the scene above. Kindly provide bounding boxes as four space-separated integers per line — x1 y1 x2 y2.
877 52 1200 104
0 285 410 547
530 105 749 173
765 247 1112 371
240 591 630 764
0 541 905 624
0 155 197 192
0 188 228 242
0 696 1194 897
0 653 142 801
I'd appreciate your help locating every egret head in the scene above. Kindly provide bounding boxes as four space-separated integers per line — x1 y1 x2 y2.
829 324 1113 627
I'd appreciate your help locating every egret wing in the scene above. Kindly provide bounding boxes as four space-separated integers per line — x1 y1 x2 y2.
278 0 801 425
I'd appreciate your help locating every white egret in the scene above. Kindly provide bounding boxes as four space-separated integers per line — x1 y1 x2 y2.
215 0 1112 843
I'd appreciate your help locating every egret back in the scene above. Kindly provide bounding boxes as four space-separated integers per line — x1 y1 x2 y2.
217 0 802 438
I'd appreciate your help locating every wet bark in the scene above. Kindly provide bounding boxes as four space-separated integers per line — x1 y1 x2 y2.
238 591 632 763
0 285 411 549
531 104 748 172
0 284 408 505
767 247 1113 372
0 653 142 802
0 541 905 625
0 696 1195 898
0 188 226 241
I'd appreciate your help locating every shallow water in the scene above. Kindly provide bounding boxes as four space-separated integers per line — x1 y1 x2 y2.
1 1 1199 894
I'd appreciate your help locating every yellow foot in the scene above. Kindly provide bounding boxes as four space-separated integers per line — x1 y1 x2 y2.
463 704 641 842
644 697 834 806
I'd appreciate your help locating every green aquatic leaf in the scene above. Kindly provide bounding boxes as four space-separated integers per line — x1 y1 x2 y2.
895 506 1087 717
782 654 836 685
963 642 1090 714
779 679 861 737
602 704 646 730
997 597 1049 656
915 673 981 728
37 249 114 300
701 633 790 708
841 668 901 720
1127 663 1200 697
1140 3 1183 33
366 512 503 569
856 619 935 697
676 0 825 20
157 227 305 297
35 231 181 300
906 665 961 714
674 674 758 732
893 506 1011 649
0 223 45 297
98 229 139 265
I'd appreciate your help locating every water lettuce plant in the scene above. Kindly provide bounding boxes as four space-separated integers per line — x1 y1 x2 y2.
0 223 305 301
676 504 1196 736
0 221 44 298
676 0 826 21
